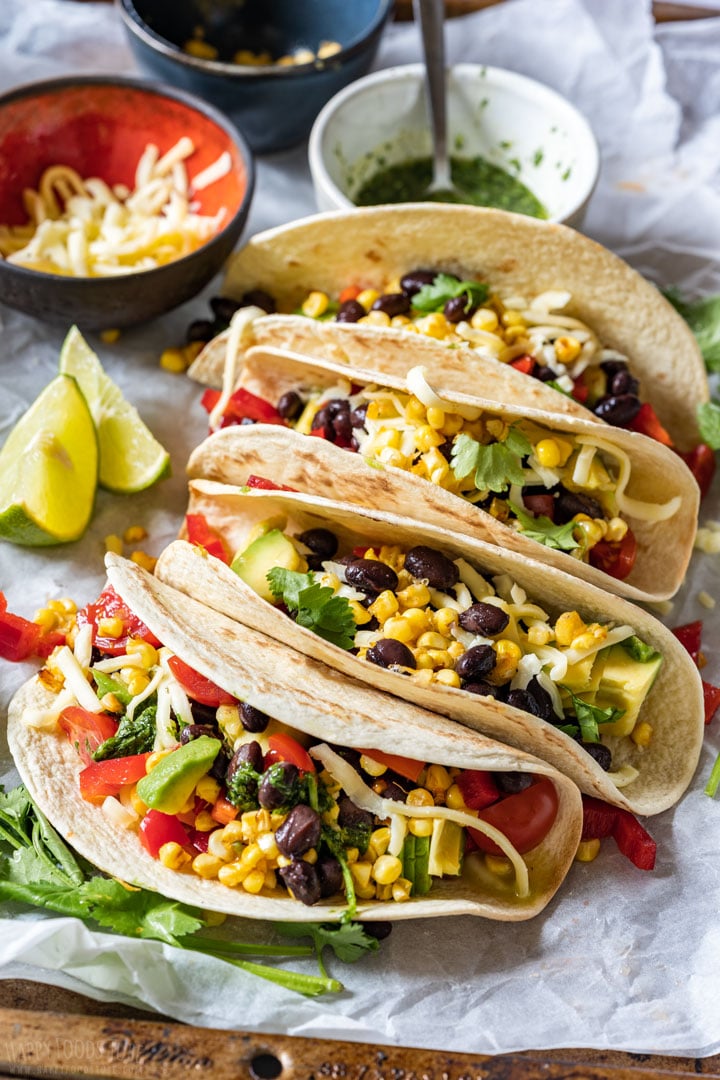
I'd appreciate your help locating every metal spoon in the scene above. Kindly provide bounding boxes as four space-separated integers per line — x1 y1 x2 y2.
414 0 464 202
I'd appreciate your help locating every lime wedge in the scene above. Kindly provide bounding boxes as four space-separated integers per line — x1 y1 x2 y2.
59 326 171 493
0 374 98 545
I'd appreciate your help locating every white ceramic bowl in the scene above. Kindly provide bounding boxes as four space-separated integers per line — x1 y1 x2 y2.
309 63 599 227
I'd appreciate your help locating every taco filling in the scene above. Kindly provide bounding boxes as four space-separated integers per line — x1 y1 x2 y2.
201 366 681 582
25 587 572 911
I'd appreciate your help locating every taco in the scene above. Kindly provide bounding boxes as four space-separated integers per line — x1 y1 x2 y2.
7 555 584 923
158 484 703 817
187 205 708 452
187 349 698 603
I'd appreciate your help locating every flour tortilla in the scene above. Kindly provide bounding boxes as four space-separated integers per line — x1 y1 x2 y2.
7 558 582 922
188 205 707 449
186 347 699 604
159 484 703 817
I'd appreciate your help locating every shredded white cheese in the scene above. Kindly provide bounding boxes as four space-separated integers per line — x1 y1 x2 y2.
55 646 104 713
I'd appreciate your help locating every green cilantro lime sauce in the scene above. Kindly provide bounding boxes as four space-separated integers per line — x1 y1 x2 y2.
355 155 547 218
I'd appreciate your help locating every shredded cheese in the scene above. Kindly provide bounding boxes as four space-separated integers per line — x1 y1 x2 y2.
55 646 104 713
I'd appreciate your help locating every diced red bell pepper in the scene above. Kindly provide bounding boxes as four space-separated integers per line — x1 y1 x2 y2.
456 769 500 810
581 796 618 840
571 376 589 404
588 529 637 581
265 733 316 775
58 706 119 766
246 475 298 493
702 680 720 725
355 748 423 784
76 585 161 657
211 795 239 825
679 443 716 500
628 403 674 447
672 620 702 666
79 753 153 801
185 513 230 564
509 355 536 376
167 655 237 707
200 387 286 426
138 809 189 858
339 284 362 303
522 494 555 520
187 828 210 854
581 796 656 870
0 593 65 661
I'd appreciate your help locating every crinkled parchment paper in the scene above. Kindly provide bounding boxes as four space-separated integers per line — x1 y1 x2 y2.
1 0 719 1055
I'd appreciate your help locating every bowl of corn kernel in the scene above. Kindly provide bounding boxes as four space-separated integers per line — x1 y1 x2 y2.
118 0 394 153
0 75 254 330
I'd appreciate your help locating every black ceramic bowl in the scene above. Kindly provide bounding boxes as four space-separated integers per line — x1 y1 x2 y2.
0 76 254 331
118 0 393 154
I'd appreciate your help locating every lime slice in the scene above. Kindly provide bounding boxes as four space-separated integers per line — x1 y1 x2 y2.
0 374 98 545
59 326 171 493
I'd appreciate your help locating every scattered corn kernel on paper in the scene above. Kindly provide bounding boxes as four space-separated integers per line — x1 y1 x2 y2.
1 0 720 1057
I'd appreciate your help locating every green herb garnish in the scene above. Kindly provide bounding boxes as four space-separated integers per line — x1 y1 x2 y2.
697 401 720 450
411 273 489 314
621 636 660 664
705 751 720 798
267 568 356 649
665 289 720 372
451 426 531 494
566 694 625 743
508 503 579 551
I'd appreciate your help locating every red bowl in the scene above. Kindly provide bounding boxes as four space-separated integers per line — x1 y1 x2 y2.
0 76 254 329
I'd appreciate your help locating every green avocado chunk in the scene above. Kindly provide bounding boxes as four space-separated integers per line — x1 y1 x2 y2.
592 643 663 737
231 529 302 603
414 835 432 896
136 735 221 815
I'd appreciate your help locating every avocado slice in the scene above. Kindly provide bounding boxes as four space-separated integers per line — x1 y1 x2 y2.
592 643 663 736
428 820 464 878
561 650 605 695
402 833 416 892
231 528 302 603
136 735 221 815
414 835 432 895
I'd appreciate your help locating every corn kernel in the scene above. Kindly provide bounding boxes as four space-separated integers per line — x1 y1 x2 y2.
401 607 432 634
383 617 415 644
447 640 465 659
145 749 173 774
502 309 524 328
471 307 499 332
126 640 159 669
378 448 408 469
375 883 393 901
574 517 606 547
392 877 412 902
194 811 216 832
356 288 380 311
239 843 264 871
631 721 653 748
368 590 399 623
192 853 223 879
99 692 123 713
194 776 220 805
130 790 147 816
264 868 278 890
33 608 58 632
345 847 360 864
301 848 318 865
217 704 242 743
368 827 390 859
414 424 444 453
160 348 188 373
432 608 457 636
276 854 292 868
555 611 586 647
485 854 514 876
426 406 445 430
446 784 467 810
407 788 434 807
104 533 124 555
412 667 435 687
554 335 582 364
434 669 462 688
360 753 387 777
301 290 329 318
406 397 426 421
49 598 77 617
98 616 124 639
350 861 373 890
158 842 190 870
257 832 279 859
374 427 401 451
347 599 372 627
425 764 453 796
186 38 219 59
605 517 629 542
527 623 554 646
415 631 447 651
218 862 247 887
575 838 601 863
98 328 120 344
130 550 157 573
415 313 449 339
243 869 267 894
426 648 452 669
534 439 563 469
414 649 434 670
397 583 431 609
408 817 434 837
360 309 392 328
371 854 403 884
202 909 227 927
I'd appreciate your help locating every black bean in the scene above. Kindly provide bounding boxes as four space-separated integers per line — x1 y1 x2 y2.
275 804 322 856
279 859 321 906
297 527 338 560
258 761 299 810
443 296 474 323
404 546 459 590
240 702 269 733
534 365 558 382
524 675 556 722
400 269 437 296
579 741 613 771
336 299 365 323
593 394 642 426
327 744 362 770
228 739 264 778
210 748 231 784
381 780 409 801
186 319 216 344
372 292 411 317
438 436 456 461
350 402 369 429
610 370 640 397
366 638 416 670
241 289 276 314
506 688 547 718
277 390 303 420
345 557 398 594
362 921 393 941
189 700 219 725
458 602 509 636
338 795 373 832
555 488 604 523
600 359 628 378
455 644 496 681
317 856 344 898
180 723 217 744
494 772 534 794
332 409 353 443
461 680 501 698
210 296 242 323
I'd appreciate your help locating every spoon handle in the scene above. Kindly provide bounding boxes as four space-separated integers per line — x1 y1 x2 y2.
414 0 452 190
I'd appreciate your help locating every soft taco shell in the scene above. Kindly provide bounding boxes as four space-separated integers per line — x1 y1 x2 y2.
160 483 703 816
7 557 582 922
187 348 699 604
201 205 707 448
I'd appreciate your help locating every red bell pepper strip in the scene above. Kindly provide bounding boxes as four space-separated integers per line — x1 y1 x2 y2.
672 620 702 665
581 796 617 840
0 592 65 661
339 284 362 304
581 797 656 870
571 376 589 404
702 681 720 725
588 529 637 580
246 475 298 493
76 585 161 657
167 655 237 707
200 387 286 426
679 443 716 500
509 355 536 376
628 403 674 447
355 748 423 784
79 753 153 801
185 513 231 564
456 769 500 810
138 810 189 858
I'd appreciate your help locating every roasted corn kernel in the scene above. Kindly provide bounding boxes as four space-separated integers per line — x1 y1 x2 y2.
575 838 601 863
301 291 329 318
159 842 190 870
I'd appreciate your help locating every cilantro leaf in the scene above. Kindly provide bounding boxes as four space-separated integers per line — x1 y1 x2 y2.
665 289 720 372
451 428 529 493
412 273 489 314
75 877 204 943
267 568 356 650
621 636 660 664
276 921 380 964
697 401 720 450
509 503 580 551
546 379 572 397
566 693 625 743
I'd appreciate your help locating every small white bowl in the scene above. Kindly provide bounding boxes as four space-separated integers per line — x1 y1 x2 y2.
309 63 599 227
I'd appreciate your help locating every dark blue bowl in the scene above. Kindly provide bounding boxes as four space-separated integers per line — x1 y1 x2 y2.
119 0 394 154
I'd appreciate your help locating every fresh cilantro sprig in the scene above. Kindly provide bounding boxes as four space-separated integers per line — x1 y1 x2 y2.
665 289 720 372
560 694 625 742
267 568 356 650
276 920 379 979
411 273 489 314
451 426 532 494
508 503 580 551
697 401 720 450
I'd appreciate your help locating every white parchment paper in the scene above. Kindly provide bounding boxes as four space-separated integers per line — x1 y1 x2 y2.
1 0 719 1055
